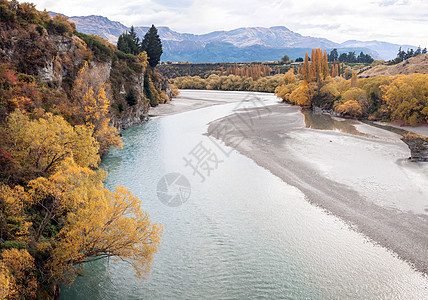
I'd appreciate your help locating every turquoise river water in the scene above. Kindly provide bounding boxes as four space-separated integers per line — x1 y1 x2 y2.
61 90 428 299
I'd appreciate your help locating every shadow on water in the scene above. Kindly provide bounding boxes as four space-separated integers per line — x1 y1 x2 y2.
301 109 367 136
302 109 424 140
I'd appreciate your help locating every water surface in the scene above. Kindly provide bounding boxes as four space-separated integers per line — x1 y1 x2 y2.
62 90 428 299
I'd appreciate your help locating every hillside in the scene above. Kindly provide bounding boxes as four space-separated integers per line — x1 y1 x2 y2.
0 2 169 298
359 54 428 78
2 13 172 131
53 14 419 62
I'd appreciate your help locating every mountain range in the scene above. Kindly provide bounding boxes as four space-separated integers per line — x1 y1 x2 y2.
55 13 417 63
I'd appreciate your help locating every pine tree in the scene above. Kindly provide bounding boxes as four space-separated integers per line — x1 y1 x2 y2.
129 26 140 46
117 29 140 55
141 25 163 68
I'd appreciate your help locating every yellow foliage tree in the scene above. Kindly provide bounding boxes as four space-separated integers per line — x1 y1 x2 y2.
302 52 310 82
50 185 163 284
335 100 363 118
0 185 33 242
274 69 299 102
0 261 14 299
72 62 122 153
283 69 297 85
138 51 149 69
290 81 311 106
1 249 37 299
341 87 368 113
381 73 428 125
322 50 329 79
170 84 180 98
3 110 100 176
28 158 106 241
320 79 340 99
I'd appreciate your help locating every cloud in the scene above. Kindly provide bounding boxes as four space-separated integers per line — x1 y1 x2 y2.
31 0 427 46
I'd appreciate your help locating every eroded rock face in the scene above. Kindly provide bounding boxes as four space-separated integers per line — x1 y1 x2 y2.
47 35 76 53
401 136 428 162
112 105 149 131
110 72 150 131
39 59 55 81
38 35 86 84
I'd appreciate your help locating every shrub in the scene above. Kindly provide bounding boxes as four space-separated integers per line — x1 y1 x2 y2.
125 89 138 106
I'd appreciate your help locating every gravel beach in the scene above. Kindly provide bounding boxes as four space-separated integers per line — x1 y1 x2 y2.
207 104 428 275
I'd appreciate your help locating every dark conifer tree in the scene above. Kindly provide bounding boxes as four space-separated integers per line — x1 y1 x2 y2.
141 25 163 67
117 28 140 55
328 48 338 62
129 26 140 47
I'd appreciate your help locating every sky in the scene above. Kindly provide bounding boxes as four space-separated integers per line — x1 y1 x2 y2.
32 0 428 46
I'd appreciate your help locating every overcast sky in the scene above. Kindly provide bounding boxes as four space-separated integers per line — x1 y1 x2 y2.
32 0 427 46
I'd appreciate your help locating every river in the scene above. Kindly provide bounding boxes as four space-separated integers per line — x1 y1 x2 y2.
61 90 428 299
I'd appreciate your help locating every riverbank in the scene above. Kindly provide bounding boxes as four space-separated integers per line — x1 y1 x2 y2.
207 104 428 275
377 122 428 138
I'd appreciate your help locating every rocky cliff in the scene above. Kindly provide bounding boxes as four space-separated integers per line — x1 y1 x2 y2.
0 11 170 131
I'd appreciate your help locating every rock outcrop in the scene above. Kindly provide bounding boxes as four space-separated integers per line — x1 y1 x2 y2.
401 134 428 162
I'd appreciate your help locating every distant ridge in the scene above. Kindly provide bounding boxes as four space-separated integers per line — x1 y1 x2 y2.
51 13 418 62
341 40 417 63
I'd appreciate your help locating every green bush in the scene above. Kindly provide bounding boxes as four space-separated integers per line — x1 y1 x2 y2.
76 32 114 62
1 240 28 250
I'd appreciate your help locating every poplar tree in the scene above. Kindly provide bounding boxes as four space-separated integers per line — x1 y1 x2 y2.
302 52 310 82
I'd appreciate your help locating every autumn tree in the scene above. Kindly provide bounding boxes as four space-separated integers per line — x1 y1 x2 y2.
275 69 299 102
290 80 311 107
335 87 367 115
0 260 14 299
331 63 339 78
2 110 99 178
302 52 310 82
50 184 163 284
28 158 106 241
335 100 363 118
72 62 122 153
1 249 37 299
0 184 33 243
281 54 289 63
1 157 163 289
381 73 428 125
